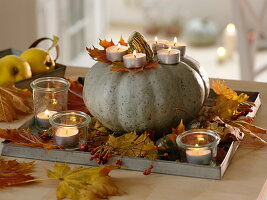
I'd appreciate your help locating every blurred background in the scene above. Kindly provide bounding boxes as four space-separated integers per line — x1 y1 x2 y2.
0 0 267 82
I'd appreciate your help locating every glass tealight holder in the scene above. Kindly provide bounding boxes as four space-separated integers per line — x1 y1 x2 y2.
30 77 70 130
49 111 91 149
176 129 220 165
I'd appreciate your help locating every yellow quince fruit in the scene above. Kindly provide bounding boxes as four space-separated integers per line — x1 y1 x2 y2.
20 47 55 75
0 55 32 85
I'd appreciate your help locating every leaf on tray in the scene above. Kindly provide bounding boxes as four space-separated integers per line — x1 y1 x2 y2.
172 119 185 136
110 60 159 72
211 80 250 121
0 84 33 122
106 131 157 160
68 80 90 115
0 158 34 188
46 163 119 200
0 129 62 150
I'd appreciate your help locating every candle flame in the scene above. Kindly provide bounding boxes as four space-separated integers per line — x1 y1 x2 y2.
217 46 226 56
226 23 236 33
155 36 158 44
44 109 50 117
133 50 137 58
174 37 177 46
117 43 121 50
168 46 171 53
195 144 199 147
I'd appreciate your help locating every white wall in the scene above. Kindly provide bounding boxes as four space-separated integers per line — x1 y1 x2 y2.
107 0 234 28
0 0 38 51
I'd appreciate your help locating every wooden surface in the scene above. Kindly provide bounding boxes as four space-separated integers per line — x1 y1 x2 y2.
1 66 267 200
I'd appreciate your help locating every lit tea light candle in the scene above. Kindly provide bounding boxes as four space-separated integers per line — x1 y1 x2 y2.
55 126 79 147
36 109 57 129
217 46 227 63
148 36 169 54
157 47 180 65
106 43 128 62
223 23 236 58
123 50 147 68
186 144 212 165
165 37 186 56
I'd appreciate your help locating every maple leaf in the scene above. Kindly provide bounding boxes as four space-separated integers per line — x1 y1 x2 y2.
0 84 33 122
110 60 159 72
99 39 115 49
46 163 119 200
86 47 111 64
211 80 249 121
68 80 90 115
118 35 127 46
0 129 62 150
172 120 185 136
0 158 34 188
105 132 157 160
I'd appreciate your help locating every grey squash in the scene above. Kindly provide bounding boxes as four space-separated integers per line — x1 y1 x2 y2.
83 56 209 135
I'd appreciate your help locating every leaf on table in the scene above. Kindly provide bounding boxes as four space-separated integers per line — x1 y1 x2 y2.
0 158 34 188
68 80 90 115
46 163 119 200
106 132 157 160
0 84 33 122
0 129 62 150
118 35 127 46
110 60 159 72
172 119 185 136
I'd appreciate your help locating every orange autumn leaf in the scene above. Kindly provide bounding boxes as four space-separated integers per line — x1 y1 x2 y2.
172 119 185 136
86 47 111 64
0 84 33 122
212 80 237 99
0 129 62 150
0 158 34 188
99 39 115 49
118 36 127 46
110 60 159 72
68 80 90 115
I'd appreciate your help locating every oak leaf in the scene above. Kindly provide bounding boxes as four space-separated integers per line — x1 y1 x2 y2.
68 80 90 115
106 132 157 160
46 163 119 200
0 129 62 149
0 158 34 188
0 84 33 122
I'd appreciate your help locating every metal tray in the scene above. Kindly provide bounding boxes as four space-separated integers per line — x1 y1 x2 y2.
0 91 261 180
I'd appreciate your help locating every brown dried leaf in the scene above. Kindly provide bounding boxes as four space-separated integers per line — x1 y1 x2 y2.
110 60 159 72
0 158 34 188
172 119 185 136
68 80 90 115
0 129 62 150
0 85 33 122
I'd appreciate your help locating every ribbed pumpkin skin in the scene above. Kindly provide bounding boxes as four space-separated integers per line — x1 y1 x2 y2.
83 58 209 134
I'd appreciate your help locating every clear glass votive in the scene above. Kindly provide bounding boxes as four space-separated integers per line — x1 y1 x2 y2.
30 77 70 129
176 129 220 165
49 111 91 148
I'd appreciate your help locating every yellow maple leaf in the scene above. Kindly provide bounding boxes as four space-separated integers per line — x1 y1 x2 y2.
106 132 157 160
46 163 119 200
211 80 250 121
